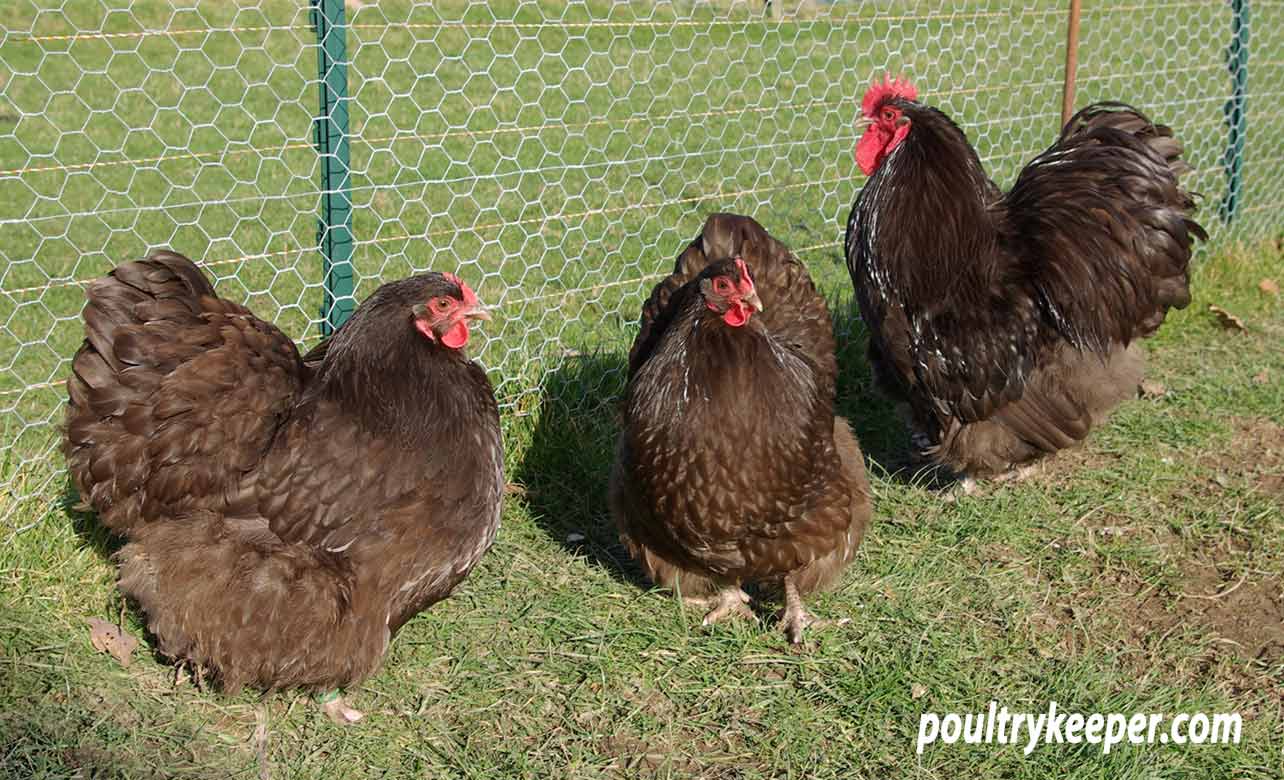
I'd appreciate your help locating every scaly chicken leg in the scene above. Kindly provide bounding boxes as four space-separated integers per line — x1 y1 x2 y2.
778 575 849 645
320 691 365 724
696 587 755 625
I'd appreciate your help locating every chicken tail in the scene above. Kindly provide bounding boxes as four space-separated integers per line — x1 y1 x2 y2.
65 252 302 533
65 253 215 527
1061 103 1198 182
116 512 390 693
1059 103 1208 319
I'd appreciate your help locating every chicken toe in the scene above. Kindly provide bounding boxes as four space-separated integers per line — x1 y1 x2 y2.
991 462 1041 484
778 577 849 645
321 692 365 725
943 475 979 503
700 587 755 626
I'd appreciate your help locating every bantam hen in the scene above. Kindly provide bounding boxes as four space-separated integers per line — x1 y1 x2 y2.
65 251 502 722
610 214 871 644
844 76 1206 487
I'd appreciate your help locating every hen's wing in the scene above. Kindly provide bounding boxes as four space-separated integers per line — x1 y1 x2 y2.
65 251 305 532
239 361 504 626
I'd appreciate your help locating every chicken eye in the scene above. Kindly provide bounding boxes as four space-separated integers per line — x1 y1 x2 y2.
432 296 454 313
712 277 733 295
882 107 897 122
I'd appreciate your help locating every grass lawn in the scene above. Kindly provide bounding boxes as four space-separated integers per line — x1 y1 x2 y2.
1 0 1283 777
1 238 1281 779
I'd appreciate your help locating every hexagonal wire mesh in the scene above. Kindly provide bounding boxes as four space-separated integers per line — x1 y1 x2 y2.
1 1 1280 514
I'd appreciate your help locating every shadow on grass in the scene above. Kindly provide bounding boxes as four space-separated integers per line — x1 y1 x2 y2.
0 718 142 780
58 479 172 667
60 478 125 564
514 350 653 589
830 297 963 491
831 300 909 466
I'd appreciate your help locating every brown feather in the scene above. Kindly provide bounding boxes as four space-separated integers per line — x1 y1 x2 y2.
65 252 504 691
613 214 871 605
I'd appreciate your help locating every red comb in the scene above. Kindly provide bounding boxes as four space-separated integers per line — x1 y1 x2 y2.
861 74 918 118
442 272 478 305
733 256 754 294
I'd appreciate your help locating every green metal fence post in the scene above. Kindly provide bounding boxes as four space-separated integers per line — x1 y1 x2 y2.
1221 0 1249 223
311 0 355 335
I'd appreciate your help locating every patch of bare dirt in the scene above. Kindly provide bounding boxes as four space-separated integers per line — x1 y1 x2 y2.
1005 417 1284 705
1018 547 1281 714
1126 556 1283 665
1203 416 1284 500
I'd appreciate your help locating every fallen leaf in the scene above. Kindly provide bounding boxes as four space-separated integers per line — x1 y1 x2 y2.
1253 370 1269 385
1139 379 1166 399
911 683 928 700
87 618 138 667
1208 304 1247 332
503 482 527 496
1261 278 1280 296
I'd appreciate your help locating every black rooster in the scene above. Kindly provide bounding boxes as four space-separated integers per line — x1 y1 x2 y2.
845 76 1206 486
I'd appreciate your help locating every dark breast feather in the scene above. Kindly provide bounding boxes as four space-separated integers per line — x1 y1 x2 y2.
238 340 503 630
845 111 1038 430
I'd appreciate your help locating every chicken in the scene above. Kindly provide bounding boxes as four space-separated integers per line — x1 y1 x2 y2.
64 251 502 721
844 76 1206 484
610 214 871 644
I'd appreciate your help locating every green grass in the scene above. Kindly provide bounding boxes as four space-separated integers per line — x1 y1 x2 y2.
2 240 1282 778
2 1 1284 777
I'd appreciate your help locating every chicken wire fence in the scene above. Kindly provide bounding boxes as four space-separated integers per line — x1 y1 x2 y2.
1 0 1281 510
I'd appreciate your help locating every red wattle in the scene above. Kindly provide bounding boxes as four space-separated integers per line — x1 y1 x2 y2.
722 303 750 328
855 129 884 176
442 320 470 349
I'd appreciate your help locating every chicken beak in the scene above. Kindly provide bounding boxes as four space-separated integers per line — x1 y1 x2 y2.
855 116 874 131
745 289 764 313
462 304 492 323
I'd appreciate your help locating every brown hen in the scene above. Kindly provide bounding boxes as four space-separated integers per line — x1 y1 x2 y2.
65 251 502 721
610 214 872 644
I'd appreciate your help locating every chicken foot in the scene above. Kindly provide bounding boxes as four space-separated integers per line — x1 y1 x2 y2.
320 690 365 725
695 587 755 626
991 462 1041 484
948 461 1041 501
777 576 849 645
